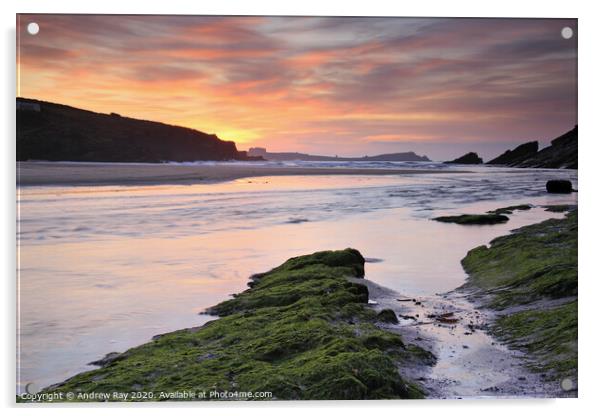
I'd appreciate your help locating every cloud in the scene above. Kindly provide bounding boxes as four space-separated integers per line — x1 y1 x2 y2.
17 15 577 159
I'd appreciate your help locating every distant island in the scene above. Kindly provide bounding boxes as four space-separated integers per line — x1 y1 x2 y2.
17 98 260 163
247 147 430 162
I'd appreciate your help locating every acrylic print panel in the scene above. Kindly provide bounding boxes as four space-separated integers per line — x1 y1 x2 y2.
16 14 577 402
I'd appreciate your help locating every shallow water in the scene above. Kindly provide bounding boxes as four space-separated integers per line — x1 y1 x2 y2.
17 165 577 393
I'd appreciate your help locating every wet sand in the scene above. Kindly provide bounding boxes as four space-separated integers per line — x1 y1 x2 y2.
17 161 466 186
351 277 565 398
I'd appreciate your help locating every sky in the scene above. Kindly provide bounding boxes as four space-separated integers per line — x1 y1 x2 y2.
17 15 577 161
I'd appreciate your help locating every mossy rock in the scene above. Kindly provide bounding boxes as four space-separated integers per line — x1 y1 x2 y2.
461 211 577 380
433 213 509 225
487 204 532 215
376 309 399 324
543 204 576 213
34 248 431 401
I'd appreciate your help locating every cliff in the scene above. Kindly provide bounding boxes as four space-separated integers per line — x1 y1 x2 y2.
516 126 577 169
17 98 255 163
487 127 577 169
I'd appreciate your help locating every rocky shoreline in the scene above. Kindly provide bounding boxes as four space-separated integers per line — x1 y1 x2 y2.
21 206 578 401
32 249 434 401
460 206 577 395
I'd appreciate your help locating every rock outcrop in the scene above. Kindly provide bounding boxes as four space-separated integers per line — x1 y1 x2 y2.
433 213 509 225
461 211 577 390
546 180 574 194
35 249 434 401
487 126 577 169
486 141 539 166
444 152 483 165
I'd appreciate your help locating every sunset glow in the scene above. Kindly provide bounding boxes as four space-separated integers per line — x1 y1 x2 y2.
17 15 577 159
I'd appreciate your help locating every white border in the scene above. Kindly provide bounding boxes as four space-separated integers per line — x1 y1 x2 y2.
3 1 601 415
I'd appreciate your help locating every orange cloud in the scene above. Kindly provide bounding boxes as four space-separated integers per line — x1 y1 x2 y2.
17 15 577 159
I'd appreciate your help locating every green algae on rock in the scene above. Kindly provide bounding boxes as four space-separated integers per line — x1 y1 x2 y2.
486 204 532 215
433 213 509 225
36 248 432 401
461 211 577 381
542 204 577 213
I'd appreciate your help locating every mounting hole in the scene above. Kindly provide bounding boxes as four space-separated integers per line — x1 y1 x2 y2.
25 382 39 394
27 22 39 35
561 27 573 39
561 378 574 391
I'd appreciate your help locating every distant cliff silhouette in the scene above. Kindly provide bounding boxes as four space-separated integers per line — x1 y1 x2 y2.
17 98 259 162
444 152 483 165
247 147 430 162
486 126 577 169
487 141 539 165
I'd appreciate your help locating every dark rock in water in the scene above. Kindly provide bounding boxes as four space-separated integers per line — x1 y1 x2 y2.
546 180 573 194
376 309 399 324
287 217 309 224
433 213 509 225
37 248 433 401
444 152 483 165
543 204 577 213
364 257 384 263
487 141 539 165
487 204 532 215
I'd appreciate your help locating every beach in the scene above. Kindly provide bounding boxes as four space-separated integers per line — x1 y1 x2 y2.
16 164 578 396
17 161 464 186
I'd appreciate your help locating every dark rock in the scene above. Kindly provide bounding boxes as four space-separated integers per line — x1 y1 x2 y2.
546 180 574 194
444 152 483 165
89 352 123 367
287 217 309 224
516 126 578 169
376 309 399 324
487 204 532 215
433 213 509 225
247 272 267 288
487 141 539 165
543 204 576 213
